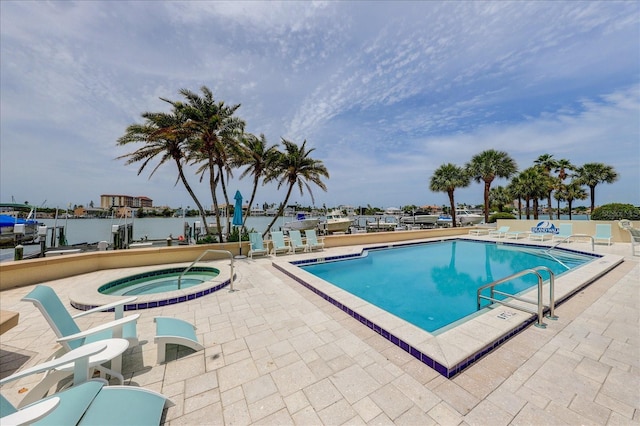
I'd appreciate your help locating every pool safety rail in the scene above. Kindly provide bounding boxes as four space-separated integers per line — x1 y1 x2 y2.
178 249 235 292
477 266 557 328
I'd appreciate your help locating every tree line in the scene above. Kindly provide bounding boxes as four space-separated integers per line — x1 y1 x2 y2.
429 150 618 227
117 86 329 240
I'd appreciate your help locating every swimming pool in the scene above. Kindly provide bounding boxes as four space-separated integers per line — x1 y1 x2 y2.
300 240 593 332
274 237 622 377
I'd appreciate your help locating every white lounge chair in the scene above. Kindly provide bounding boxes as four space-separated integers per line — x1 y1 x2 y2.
488 226 510 238
0 342 168 426
592 224 612 246
270 231 292 255
619 220 640 256
505 230 528 239
304 229 325 251
552 223 573 242
248 232 269 258
288 230 307 253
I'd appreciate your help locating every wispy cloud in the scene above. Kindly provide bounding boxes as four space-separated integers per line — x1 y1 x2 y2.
1 1 638 209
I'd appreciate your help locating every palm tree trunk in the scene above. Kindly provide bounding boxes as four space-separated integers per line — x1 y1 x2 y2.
483 180 491 223
448 190 457 228
263 184 294 238
243 176 260 228
209 164 223 242
547 194 553 219
175 161 209 230
589 186 596 212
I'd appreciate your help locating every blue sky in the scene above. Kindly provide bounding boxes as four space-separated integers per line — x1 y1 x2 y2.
1 1 639 211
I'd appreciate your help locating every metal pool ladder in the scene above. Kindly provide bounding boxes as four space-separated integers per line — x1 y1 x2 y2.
178 249 235 292
476 266 558 328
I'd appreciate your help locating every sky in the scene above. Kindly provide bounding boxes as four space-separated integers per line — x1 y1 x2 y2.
1 1 639 211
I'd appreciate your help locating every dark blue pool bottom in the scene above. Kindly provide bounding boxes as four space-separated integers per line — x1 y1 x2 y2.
71 266 230 311
275 238 604 378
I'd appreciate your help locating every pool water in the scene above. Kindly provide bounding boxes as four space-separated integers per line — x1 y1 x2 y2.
301 240 595 332
99 267 220 296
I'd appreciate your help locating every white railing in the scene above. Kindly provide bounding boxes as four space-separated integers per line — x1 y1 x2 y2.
477 266 557 328
178 249 235 292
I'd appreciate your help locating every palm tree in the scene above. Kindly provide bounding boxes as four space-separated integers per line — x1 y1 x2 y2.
517 167 547 219
507 176 526 219
466 149 518 223
429 164 470 227
233 133 280 227
489 185 512 213
116 106 210 230
534 154 558 219
174 86 246 241
553 158 574 219
574 163 618 213
558 181 588 219
263 139 329 237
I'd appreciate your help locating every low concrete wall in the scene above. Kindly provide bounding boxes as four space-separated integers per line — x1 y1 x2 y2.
495 219 638 243
0 227 469 291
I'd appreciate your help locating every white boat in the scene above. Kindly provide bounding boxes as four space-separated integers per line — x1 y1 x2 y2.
282 212 320 232
400 213 439 226
366 217 399 232
320 210 352 234
384 207 403 216
456 210 484 225
437 210 484 226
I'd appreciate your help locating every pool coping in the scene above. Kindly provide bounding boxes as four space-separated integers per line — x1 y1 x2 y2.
69 262 233 311
272 237 624 378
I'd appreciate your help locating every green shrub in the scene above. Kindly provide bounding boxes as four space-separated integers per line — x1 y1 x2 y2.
591 203 640 220
196 235 218 244
488 212 516 223
226 227 251 243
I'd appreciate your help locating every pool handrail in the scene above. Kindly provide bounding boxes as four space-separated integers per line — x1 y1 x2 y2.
178 249 235 292
546 234 594 252
476 266 557 328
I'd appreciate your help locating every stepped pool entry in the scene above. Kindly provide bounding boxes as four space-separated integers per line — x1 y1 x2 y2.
274 238 623 377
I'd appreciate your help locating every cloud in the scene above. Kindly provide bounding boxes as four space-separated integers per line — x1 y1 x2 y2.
1 1 638 210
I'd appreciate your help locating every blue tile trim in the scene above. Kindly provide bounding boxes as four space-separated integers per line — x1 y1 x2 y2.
71 275 232 311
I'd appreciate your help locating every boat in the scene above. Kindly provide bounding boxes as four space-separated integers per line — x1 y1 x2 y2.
384 207 403 216
282 212 320 232
399 212 439 227
319 210 352 234
366 217 400 232
0 214 41 246
456 210 484 225
436 210 484 226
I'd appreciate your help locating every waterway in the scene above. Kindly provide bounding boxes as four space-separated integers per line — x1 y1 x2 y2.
0 214 589 263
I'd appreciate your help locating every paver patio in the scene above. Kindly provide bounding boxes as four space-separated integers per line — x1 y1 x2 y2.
1 239 638 425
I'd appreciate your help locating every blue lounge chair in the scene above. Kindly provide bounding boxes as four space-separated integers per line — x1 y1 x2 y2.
288 230 307 253
270 231 292 255
20 285 140 407
248 232 269 258
154 316 204 363
552 223 573 242
592 224 612 246
1 342 168 426
488 226 510 238
304 230 325 251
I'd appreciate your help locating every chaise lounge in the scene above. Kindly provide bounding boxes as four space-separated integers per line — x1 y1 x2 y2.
1 342 168 425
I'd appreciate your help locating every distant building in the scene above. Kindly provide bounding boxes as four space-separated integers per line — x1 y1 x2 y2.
100 194 153 209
